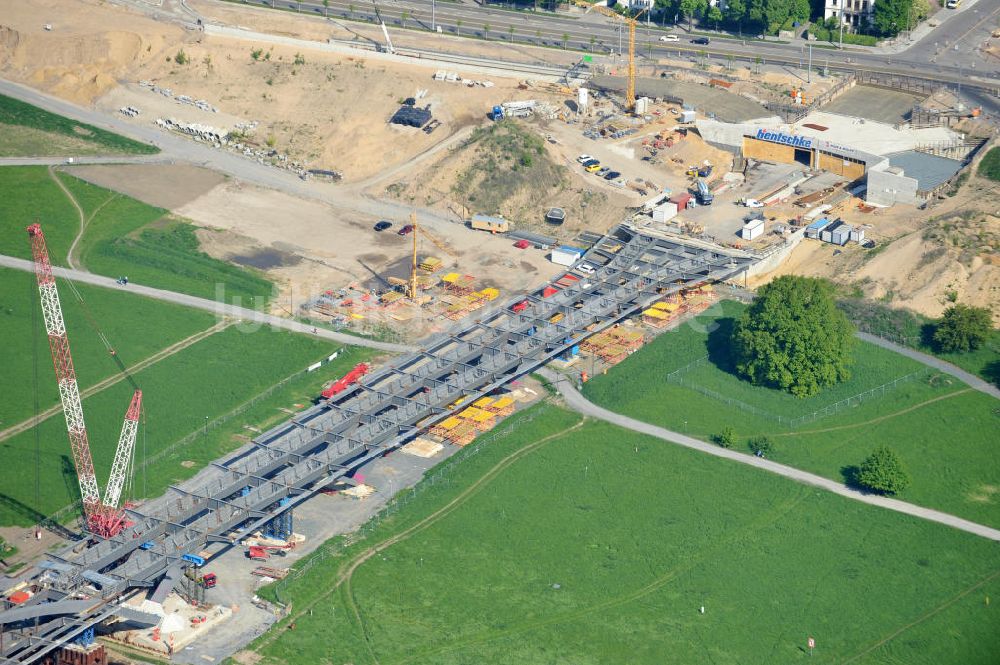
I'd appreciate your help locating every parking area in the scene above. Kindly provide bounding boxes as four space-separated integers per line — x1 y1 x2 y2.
821 85 923 125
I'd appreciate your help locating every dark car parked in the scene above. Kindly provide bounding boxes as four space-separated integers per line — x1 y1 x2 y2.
374 221 392 232
691 37 710 45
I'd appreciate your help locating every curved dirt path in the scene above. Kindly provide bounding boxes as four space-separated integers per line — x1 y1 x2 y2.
249 414 586 658
0 320 231 444
770 387 972 437
48 166 86 271
857 332 1000 400
538 368 1000 542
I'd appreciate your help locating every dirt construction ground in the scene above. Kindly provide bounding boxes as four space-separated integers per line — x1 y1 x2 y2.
176 178 563 323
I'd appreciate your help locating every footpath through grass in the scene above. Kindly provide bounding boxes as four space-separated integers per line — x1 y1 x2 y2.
583 300 1000 528
0 93 157 156
247 405 1000 665
839 297 1000 389
0 166 273 304
0 267 216 430
0 325 373 527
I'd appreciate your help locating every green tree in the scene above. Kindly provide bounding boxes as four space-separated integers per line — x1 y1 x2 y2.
322 0 329 18
732 275 856 397
725 0 746 32
933 304 993 353
510 25 516 42
908 0 930 26
484 22 491 40
748 436 772 456
713 426 736 448
679 0 705 30
401 10 410 28
872 0 910 35
857 446 911 494
174 49 189 65
456 18 463 36
707 5 723 28
562 32 570 48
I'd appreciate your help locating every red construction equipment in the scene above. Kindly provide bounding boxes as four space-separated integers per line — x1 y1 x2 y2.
247 546 269 561
321 362 370 398
200 573 217 589
27 223 143 538
511 300 529 313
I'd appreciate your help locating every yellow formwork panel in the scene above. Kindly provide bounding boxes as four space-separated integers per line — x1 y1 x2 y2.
491 396 515 410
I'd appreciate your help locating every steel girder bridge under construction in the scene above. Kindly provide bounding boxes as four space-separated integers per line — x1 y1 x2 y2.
0 224 754 664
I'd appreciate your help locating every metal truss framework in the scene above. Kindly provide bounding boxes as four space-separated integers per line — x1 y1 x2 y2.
0 225 754 664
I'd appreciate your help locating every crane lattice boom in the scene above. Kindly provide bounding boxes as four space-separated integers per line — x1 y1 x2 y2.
27 224 103 522
28 223 141 538
102 389 143 519
572 0 646 112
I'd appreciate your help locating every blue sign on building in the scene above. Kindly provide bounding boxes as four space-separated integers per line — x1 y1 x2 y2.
755 129 813 149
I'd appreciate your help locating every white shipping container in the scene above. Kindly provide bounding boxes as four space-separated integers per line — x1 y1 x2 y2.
652 202 678 223
741 217 765 240
551 246 584 266
680 110 697 123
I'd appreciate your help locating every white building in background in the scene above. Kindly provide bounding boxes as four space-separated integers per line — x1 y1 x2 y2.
616 0 655 10
825 0 876 29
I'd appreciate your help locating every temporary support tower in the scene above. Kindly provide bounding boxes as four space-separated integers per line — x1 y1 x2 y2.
27 223 142 538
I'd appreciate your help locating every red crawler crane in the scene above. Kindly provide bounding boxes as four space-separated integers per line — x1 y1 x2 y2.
28 223 142 538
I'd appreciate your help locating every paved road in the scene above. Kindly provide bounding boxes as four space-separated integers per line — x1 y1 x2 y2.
230 0 1000 86
858 331 1000 399
538 368 1000 542
0 254 414 354
0 155 172 166
0 78 465 232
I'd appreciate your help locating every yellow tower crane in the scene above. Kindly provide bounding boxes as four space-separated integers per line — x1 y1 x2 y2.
570 1 647 113
406 212 458 300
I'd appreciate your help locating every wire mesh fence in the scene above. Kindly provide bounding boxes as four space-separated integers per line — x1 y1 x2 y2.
664 356 935 428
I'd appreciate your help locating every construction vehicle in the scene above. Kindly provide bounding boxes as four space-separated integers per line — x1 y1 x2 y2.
686 164 713 178
247 546 269 562
570 0 646 113
27 223 143 538
695 179 714 206
491 100 536 121
321 363 370 398
369 0 395 54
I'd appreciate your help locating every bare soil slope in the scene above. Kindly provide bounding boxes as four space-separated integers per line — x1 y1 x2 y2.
755 168 999 323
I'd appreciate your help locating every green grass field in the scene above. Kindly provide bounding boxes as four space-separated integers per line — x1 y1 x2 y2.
839 297 1000 388
0 325 374 527
0 166 273 303
247 405 1000 665
0 166 80 262
56 172 273 303
0 93 157 156
582 300 1000 528
0 267 217 430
